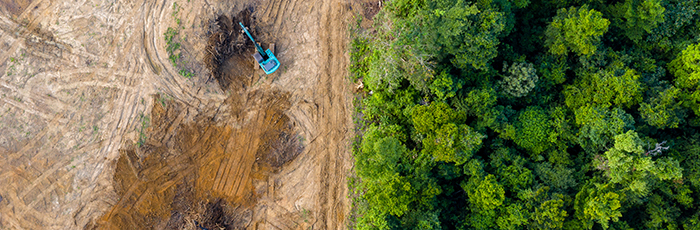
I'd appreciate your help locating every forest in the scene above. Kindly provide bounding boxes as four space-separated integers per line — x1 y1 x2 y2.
349 0 700 229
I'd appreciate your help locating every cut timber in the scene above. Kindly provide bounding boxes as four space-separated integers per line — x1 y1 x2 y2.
255 42 261 70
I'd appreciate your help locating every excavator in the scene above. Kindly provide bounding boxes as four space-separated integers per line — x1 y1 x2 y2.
239 22 280 74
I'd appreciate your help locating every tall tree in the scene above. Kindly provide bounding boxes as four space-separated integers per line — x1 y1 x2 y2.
564 65 643 110
532 198 568 229
644 0 699 52
500 61 539 98
639 86 687 129
514 106 553 156
574 106 635 154
389 0 510 71
453 87 501 131
575 183 623 229
668 43 700 117
412 102 485 164
496 203 529 230
544 5 610 56
595 130 683 199
610 0 666 43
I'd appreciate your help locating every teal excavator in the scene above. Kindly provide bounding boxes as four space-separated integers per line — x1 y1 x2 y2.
239 22 280 74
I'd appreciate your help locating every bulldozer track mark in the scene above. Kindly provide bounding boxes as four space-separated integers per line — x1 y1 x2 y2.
2 78 108 115
51 80 138 93
47 67 130 80
212 135 236 192
18 167 78 217
313 0 352 229
286 0 299 24
214 123 258 200
1 194 45 229
99 148 195 226
99 0 149 66
142 0 201 105
262 0 277 22
0 80 75 119
143 31 162 75
16 0 49 21
4 113 65 161
2 183 64 228
0 96 52 120
10 144 103 221
0 0 55 66
273 0 289 33
157 106 189 143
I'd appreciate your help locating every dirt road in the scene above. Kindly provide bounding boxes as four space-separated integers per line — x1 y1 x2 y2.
0 0 356 228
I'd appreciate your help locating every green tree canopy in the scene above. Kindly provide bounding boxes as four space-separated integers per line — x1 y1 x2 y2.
430 71 463 101
389 0 510 71
596 130 683 198
535 162 577 191
496 203 529 230
575 183 623 229
514 106 552 156
639 86 687 129
453 87 501 131
412 102 485 164
350 0 700 228
545 4 610 56
422 123 485 164
574 106 635 153
464 174 506 212
644 0 700 52
669 43 700 116
564 65 643 109
532 198 568 229
500 61 539 98
412 102 460 134
610 0 666 43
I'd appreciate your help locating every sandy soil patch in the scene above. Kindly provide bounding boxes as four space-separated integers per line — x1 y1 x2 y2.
0 0 358 228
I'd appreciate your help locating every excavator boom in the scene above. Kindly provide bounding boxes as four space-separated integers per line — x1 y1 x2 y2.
239 22 266 55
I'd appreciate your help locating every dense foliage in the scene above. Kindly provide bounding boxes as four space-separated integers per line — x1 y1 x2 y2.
350 0 700 229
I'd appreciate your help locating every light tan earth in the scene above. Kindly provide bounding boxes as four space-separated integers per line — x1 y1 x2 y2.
0 0 363 228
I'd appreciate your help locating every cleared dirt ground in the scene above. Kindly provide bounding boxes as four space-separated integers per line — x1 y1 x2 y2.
0 0 359 229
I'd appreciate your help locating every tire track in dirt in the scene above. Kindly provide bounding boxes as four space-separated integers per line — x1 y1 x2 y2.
84 0 164 167
140 0 205 107
314 0 352 228
98 0 148 67
0 0 205 227
95 90 293 228
211 0 354 228
16 144 101 217
105 0 182 160
272 0 289 34
1 114 63 162
1 130 101 228
100 62 146 161
0 96 51 120
0 0 53 65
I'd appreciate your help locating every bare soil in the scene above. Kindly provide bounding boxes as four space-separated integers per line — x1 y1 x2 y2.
0 0 361 229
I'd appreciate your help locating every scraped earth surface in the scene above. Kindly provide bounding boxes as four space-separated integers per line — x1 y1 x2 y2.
0 0 358 228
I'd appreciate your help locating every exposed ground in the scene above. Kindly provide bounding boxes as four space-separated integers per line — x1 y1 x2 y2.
0 0 360 229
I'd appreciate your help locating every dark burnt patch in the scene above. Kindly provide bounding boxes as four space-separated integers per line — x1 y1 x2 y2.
205 9 260 92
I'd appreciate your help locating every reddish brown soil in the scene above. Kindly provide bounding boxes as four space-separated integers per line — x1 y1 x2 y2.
93 89 296 229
